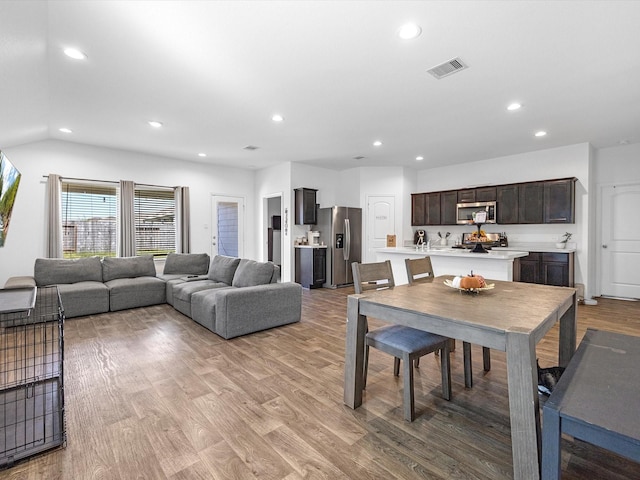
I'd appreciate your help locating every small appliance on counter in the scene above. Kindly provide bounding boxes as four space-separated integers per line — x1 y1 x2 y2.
307 230 320 246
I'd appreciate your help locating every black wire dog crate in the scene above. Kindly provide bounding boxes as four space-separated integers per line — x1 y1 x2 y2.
0 286 66 468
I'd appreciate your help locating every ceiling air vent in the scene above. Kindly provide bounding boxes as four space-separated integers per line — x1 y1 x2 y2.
427 57 468 79
243 145 259 151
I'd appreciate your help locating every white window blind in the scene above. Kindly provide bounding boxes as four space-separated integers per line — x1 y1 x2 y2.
134 186 176 257
61 181 117 258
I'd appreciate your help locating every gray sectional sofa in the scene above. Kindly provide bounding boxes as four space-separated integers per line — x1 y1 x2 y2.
4 253 301 339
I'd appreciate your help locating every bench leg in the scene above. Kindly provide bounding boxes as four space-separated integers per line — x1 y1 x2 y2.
541 405 562 480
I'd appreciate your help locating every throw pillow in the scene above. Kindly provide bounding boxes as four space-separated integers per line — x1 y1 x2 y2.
102 255 156 282
163 253 210 275
232 259 275 287
207 255 241 284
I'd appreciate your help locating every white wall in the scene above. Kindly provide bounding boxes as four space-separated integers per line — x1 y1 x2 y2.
416 143 593 298
0 139 256 285
255 162 292 280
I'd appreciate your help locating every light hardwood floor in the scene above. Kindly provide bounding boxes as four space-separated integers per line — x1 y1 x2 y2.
3 288 640 479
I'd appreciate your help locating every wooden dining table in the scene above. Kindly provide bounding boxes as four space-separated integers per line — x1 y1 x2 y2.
343 275 577 480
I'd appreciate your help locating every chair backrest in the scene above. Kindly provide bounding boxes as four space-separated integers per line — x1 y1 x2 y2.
405 257 435 285
352 261 395 294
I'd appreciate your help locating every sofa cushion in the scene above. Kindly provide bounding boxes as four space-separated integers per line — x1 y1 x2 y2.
102 255 156 282
105 276 166 311
162 253 210 275
34 257 103 286
56 281 110 318
172 279 230 317
231 259 276 287
207 255 241 284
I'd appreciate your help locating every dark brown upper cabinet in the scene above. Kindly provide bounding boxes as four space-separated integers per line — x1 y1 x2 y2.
496 184 519 224
475 186 497 202
425 192 441 225
518 182 544 224
411 193 426 226
440 191 458 225
412 177 576 226
294 188 317 225
544 178 576 223
457 189 476 203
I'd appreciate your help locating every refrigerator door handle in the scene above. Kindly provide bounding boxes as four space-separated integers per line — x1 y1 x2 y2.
344 218 350 261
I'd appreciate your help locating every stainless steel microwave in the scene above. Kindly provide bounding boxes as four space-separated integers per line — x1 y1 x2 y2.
456 201 497 225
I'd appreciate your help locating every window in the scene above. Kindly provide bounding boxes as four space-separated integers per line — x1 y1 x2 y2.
134 186 176 257
62 182 117 258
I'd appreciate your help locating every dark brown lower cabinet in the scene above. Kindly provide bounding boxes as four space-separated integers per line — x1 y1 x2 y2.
514 252 574 287
295 247 326 289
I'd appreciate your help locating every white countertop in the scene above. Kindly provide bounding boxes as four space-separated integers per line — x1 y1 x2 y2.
377 246 529 260
492 242 576 253
294 244 327 248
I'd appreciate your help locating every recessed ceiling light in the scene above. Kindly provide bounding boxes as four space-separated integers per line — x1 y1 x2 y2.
373 140 383 147
397 23 422 40
271 114 284 122
63 48 87 60
507 103 522 111
59 127 72 133
148 121 163 128
535 131 547 137
197 153 207 157
416 156 424 161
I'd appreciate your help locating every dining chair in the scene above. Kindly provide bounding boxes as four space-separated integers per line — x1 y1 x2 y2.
404 256 491 388
352 260 452 421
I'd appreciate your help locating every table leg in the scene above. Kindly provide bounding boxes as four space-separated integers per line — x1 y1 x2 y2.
463 341 473 388
558 293 577 367
506 329 541 480
344 295 367 409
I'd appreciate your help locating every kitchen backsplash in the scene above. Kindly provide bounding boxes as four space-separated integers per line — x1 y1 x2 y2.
410 225 577 246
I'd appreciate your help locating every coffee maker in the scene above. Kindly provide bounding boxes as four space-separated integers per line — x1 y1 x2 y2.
307 230 320 246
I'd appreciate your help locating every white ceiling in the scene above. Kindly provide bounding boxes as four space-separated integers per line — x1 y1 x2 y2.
1 1 639 171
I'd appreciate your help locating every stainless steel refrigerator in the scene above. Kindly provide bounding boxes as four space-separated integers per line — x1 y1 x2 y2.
316 206 362 287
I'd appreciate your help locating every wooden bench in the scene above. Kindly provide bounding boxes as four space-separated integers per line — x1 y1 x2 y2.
542 328 640 479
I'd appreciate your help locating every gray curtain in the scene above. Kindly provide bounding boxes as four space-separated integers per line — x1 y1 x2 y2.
46 174 63 258
176 186 191 253
119 180 136 257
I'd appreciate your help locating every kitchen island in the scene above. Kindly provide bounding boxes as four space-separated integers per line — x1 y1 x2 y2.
376 246 529 284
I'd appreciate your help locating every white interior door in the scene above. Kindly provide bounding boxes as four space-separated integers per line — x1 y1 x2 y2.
366 195 395 263
211 195 244 258
601 184 640 299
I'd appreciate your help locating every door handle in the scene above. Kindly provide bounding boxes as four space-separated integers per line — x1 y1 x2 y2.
344 219 350 261
602 244 608 248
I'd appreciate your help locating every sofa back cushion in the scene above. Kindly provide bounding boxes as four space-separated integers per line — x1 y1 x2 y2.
207 255 241 284
102 255 157 282
163 253 210 275
231 259 276 287
34 257 103 286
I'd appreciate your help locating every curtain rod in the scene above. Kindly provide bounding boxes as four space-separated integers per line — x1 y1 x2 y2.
42 175 178 189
